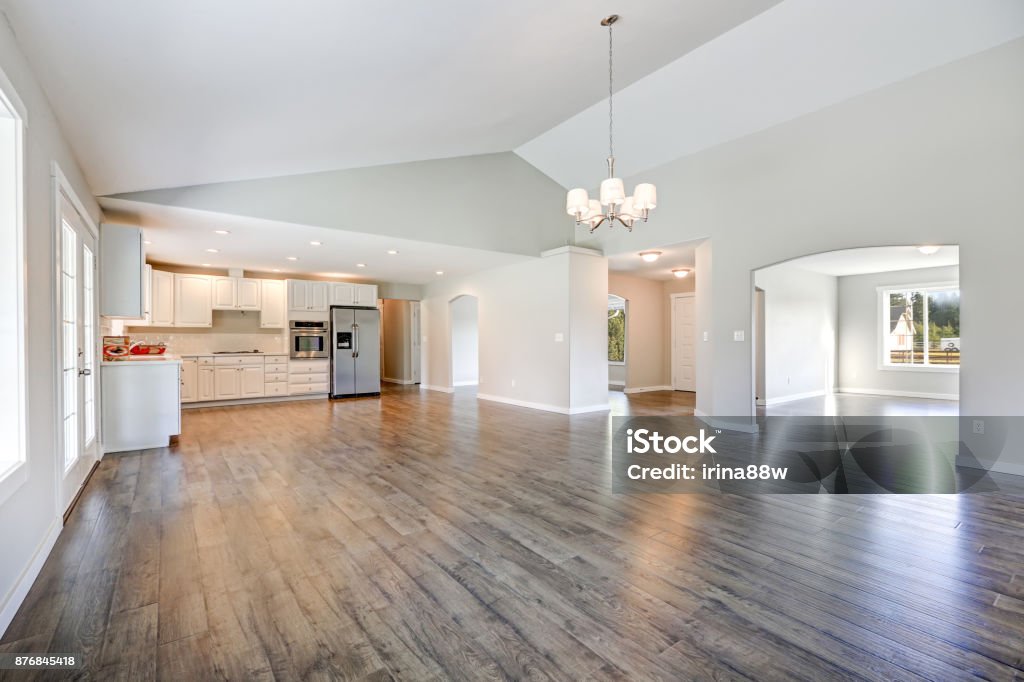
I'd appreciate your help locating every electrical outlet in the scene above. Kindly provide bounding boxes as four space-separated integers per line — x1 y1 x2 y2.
973 419 985 435
554 333 564 342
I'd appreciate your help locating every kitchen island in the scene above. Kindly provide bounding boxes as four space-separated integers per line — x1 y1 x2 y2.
101 355 182 453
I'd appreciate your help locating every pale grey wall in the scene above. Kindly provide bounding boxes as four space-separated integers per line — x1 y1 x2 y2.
754 266 837 403
838 265 959 398
0 23 102 630
109 152 572 256
577 38 1024 430
381 299 413 382
449 295 478 385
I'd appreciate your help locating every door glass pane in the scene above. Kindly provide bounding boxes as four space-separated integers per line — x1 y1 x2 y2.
61 221 78 470
83 244 95 445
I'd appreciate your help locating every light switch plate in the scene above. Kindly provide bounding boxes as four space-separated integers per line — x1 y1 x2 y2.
554 332 564 342
703 331 709 342
733 330 745 341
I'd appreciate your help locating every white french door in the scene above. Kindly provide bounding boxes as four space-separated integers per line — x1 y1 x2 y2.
57 192 99 514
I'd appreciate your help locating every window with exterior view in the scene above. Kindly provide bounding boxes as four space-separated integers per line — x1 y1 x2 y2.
608 294 626 363
882 285 959 368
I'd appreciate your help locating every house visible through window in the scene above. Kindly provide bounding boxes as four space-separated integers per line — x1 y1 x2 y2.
608 294 626 363
0 69 27 502
881 285 960 368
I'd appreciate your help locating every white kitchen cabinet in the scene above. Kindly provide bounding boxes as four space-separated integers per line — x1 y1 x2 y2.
101 361 181 453
330 283 355 306
133 264 154 326
180 358 198 403
150 269 175 326
260 279 286 328
240 365 265 397
212 277 236 309
288 279 329 312
213 277 262 311
214 366 241 399
100 224 146 319
174 274 213 327
237 278 262 310
198 366 215 401
354 284 378 307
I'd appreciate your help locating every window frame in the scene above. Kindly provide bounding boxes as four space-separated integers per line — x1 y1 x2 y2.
877 281 960 374
0 64 30 507
608 294 627 366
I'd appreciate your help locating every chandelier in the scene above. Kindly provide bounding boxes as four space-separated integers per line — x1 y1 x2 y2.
566 14 657 233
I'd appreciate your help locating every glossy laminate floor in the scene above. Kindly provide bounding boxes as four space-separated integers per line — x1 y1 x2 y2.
2 386 1022 681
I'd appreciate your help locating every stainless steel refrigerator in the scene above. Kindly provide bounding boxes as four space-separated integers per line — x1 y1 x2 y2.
330 306 381 398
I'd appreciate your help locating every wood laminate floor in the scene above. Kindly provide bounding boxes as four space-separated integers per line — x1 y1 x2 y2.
3 386 1024 680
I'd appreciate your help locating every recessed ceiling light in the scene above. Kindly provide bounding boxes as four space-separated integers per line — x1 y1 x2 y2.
143 240 152 245
672 268 691 278
272 268 282 273
917 245 940 255
310 241 322 246
436 271 444 276
201 263 211 267
639 251 661 263
387 250 399 255
356 263 366 268
214 230 230 235
286 256 298 261
206 248 219 253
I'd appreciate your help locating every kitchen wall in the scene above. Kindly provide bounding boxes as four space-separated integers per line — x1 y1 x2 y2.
753 265 838 404
838 265 959 399
0 24 102 633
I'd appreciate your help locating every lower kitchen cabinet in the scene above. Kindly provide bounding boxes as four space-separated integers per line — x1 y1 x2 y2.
214 366 241 399
198 366 215 401
180 358 197 403
240 365 265 397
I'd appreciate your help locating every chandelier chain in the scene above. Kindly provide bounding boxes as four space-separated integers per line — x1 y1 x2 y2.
608 21 614 160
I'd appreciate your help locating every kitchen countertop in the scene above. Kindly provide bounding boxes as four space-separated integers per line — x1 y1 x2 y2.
177 352 288 357
102 354 183 365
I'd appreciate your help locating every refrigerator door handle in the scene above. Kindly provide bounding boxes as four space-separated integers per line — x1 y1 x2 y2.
352 323 359 358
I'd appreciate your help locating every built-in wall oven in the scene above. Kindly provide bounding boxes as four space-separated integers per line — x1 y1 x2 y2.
289 320 329 359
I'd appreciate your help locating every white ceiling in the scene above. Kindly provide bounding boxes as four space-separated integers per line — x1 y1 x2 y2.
100 198 530 284
1 0 779 194
784 246 959 277
516 0 1024 190
607 239 701 280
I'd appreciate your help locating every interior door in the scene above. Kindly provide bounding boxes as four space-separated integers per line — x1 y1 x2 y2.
58 194 99 514
672 294 696 392
410 302 421 384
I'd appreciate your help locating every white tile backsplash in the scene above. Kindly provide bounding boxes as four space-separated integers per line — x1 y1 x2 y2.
126 330 287 355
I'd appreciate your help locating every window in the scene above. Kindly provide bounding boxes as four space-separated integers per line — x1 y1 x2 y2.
0 67 27 503
880 284 959 369
608 294 626 363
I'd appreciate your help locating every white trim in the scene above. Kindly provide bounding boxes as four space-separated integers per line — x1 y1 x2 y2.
421 384 454 393
452 380 478 387
763 389 828 406
0 517 60 637
694 409 760 433
837 387 959 402
540 245 604 258
608 380 625 388
957 456 1024 478
382 377 417 385
0 71 28 506
477 392 609 414
608 361 625 367
623 385 673 394
669 292 696 392
180 393 329 409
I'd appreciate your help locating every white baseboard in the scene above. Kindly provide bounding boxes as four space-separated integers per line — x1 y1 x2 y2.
421 384 454 393
477 393 609 415
452 380 479 387
764 390 827 406
1 517 61 637
382 377 417 385
838 387 959 402
181 393 328 409
623 385 673 394
608 380 625 388
694 409 760 433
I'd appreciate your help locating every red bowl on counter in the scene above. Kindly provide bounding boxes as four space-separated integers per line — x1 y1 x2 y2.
129 344 167 355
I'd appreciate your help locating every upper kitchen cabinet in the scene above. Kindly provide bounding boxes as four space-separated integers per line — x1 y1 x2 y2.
150 269 175 326
260 279 286 328
99 224 145 318
212 276 262 311
329 282 378 307
173 274 212 327
287 279 328 313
